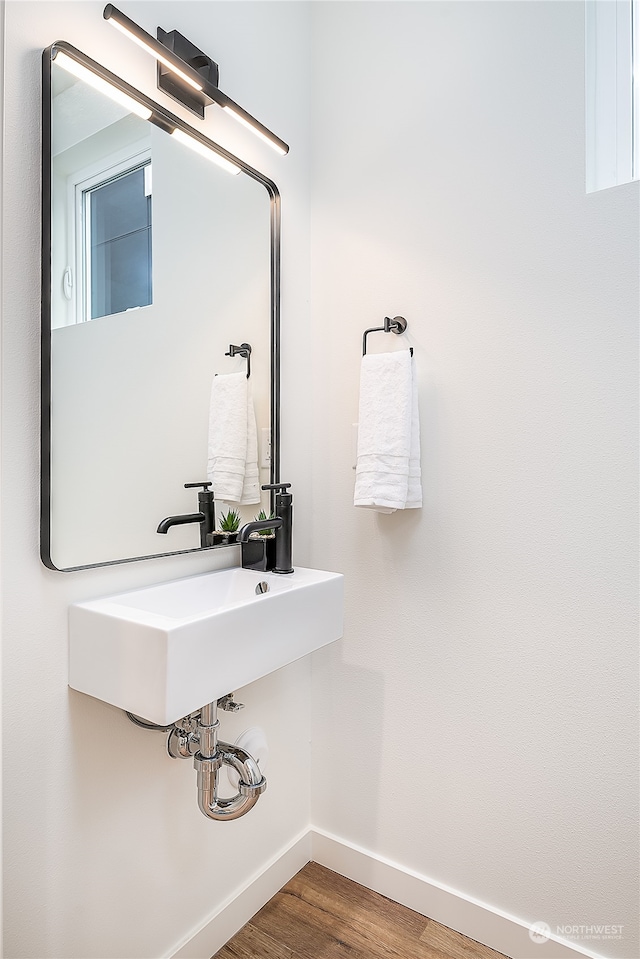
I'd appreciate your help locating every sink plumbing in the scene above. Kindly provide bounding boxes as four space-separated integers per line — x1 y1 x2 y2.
126 694 266 821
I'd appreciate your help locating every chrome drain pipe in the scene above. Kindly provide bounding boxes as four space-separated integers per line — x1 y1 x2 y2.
125 695 266 821
194 700 266 822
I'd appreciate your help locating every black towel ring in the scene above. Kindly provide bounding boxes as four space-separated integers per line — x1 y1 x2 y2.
225 342 251 378
362 316 412 356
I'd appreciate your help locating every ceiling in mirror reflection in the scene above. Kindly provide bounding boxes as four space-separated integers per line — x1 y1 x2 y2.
46 55 275 569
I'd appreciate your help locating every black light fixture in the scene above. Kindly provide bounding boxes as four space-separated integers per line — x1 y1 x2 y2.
103 4 289 155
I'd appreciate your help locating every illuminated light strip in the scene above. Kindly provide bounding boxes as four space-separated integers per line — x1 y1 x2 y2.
222 105 288 156
106 15 204 92
53 50 152 120
170 128 241 175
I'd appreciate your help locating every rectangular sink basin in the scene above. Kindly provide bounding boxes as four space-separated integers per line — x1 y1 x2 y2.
69 566 344 725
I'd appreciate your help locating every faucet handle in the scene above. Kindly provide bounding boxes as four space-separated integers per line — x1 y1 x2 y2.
185 482 213 491
261 483 291 492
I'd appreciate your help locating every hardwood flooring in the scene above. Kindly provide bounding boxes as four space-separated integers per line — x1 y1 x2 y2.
213 862 510 959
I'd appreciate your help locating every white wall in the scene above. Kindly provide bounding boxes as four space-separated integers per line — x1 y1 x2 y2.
1 2 312 957
309 3 638 958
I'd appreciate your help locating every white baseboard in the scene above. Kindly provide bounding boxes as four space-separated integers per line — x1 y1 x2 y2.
168 826 608 959
167 829 312 959
311 828 607 959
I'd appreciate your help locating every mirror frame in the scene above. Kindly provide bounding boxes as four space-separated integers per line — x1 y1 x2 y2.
41 41 281 571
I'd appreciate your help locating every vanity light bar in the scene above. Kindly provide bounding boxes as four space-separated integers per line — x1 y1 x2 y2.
53 50 152 120
222 106 288 157
103 4 203 93
170 128 241 176
102 3 289 156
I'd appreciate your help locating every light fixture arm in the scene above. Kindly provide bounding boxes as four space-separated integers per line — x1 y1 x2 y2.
103 3 289 155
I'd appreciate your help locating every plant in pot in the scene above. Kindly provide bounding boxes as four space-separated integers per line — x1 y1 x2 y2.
218 508 241 544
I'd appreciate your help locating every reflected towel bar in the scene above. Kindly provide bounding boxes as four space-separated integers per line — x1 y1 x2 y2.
225 343 251 378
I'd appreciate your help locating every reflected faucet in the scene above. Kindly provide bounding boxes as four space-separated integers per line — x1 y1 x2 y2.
157 482 215 548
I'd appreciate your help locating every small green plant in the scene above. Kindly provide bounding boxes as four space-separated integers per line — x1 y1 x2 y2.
254 509 276 536
219 508 241 533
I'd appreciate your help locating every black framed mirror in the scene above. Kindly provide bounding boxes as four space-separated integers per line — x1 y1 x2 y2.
41 42 281 571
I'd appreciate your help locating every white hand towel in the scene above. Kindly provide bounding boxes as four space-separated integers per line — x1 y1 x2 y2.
240 383 260 505
207 372 249 503
405 362 422 509
354 350 422 512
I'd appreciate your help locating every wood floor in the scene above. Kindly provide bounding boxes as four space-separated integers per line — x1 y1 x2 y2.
213 862 510 959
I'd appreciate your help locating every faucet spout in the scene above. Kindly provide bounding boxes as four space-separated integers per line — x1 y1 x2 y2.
238 518 283 543
157 512 205 534
157 482 215 548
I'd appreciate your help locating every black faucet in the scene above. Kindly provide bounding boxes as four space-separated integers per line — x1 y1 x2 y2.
238 483 294 574
157 482 215 548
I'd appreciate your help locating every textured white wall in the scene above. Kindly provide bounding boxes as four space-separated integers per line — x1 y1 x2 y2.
309 3 639 958
1 3 312 957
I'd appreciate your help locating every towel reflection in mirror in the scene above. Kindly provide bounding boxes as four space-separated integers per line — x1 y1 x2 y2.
207 371 260 505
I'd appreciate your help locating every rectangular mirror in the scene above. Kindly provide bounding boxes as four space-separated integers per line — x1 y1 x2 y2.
41 43 281 571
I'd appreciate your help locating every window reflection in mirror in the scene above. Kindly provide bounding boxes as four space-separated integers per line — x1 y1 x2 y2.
47 54 272 569
84 160 152 321
51 65 153 327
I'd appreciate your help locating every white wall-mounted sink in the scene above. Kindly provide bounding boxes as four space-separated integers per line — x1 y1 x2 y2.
69 566 344 725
